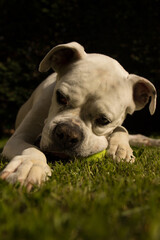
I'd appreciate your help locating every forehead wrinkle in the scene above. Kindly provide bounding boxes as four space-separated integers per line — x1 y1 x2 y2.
87 88 127 120
57 57 130 115
58 59 127 102
61 60 108 88
58 75 103 108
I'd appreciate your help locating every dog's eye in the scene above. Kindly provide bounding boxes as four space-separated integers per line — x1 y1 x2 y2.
56 90 68 105
95 115 110 126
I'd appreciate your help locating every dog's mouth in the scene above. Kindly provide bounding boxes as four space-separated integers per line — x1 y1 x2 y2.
46 151 70 160
35 133 82 160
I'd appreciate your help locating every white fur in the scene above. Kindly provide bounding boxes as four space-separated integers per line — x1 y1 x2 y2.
0 42 157 190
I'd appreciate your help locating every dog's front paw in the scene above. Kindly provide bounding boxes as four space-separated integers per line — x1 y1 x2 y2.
0 155 52 191
108 142 135 163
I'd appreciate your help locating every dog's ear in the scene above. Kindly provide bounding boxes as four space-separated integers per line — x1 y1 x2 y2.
128 74 157 115
39 42 86 73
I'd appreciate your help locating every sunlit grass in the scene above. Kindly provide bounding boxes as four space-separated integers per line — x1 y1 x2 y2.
0 138 160 240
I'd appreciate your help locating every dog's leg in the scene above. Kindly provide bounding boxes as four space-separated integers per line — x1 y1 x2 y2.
0 107 52 191
129 134 160 147
107 126 135 163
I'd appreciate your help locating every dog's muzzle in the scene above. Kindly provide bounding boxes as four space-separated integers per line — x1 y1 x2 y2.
53 122 84 150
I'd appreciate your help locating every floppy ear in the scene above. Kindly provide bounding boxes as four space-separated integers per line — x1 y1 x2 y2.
128 74 157 115
39 42 87 73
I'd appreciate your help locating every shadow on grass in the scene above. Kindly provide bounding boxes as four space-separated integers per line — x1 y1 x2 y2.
0 137 8 152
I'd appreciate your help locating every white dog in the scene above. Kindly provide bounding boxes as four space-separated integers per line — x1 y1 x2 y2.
0 42 159 191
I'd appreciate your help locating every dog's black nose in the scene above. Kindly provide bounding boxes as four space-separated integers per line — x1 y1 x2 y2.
53 122 84 149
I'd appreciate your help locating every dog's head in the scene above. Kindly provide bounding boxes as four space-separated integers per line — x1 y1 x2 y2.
39 42 156 158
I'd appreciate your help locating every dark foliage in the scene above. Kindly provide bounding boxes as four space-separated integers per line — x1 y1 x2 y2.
0 0 160 134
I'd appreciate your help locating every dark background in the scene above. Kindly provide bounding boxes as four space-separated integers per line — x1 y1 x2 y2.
0 0 160 136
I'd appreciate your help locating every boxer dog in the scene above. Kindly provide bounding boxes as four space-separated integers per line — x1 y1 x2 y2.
0 42 158 191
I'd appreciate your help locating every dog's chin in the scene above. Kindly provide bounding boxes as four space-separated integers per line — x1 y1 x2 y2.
40 143 78 160
40 144 90 160
41 146 106 160
39 137 107 160
39 145 69 159
39 140 83 160
43 149 83 161
46 151 70 160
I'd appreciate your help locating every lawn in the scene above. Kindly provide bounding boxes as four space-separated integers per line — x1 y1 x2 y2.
0 139 160 240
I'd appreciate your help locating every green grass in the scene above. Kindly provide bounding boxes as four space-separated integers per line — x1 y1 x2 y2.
0 140 160 240
0 137 8 152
